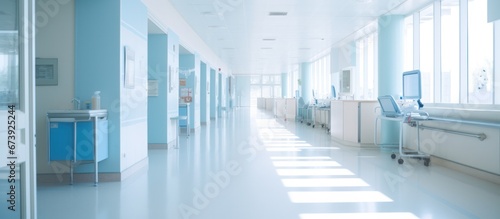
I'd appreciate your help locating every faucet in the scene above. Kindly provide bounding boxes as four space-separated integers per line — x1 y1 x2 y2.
71 98 81 110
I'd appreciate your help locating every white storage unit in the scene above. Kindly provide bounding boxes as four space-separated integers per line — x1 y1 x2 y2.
330 100 378 146
274 98 297 121
257 98 266 109
285 98 296 120
274 98 286 118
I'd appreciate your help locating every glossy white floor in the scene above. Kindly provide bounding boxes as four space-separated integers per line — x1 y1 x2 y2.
38 108 500 219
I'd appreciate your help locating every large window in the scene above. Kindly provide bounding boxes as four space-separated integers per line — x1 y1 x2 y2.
249 74 282 106
420 5 434 103
356 33 377 100
311 54 331 99
441 0 460 103
468 0 493 104
403 0 497 105
404 15 414 71
287 66 299 97
250 85 261 106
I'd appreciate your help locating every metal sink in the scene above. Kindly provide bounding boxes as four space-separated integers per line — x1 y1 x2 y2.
47 109 107 120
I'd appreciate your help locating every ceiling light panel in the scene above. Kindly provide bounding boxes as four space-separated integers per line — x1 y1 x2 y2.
269 12 288 16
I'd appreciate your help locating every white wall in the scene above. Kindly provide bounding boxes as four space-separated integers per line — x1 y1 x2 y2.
35 0 75 174
167 32 180 144
119 20 149 171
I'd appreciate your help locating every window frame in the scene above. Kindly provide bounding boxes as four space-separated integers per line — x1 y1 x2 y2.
403 0 499 108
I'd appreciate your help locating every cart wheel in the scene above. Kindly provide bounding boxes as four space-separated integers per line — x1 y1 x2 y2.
398 158 404 164
312 125 315 128
391 154 396 159
424 158 430 166
321 124 324 128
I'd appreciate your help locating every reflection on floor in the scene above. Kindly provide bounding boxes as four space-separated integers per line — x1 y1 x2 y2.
38 108 500 219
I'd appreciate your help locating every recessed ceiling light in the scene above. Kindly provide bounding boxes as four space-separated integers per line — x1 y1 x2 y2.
263 38 276 41
201 11 216 16
208 25 227 29
269 12 288 16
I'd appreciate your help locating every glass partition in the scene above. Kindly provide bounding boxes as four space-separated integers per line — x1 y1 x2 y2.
0 0 19 108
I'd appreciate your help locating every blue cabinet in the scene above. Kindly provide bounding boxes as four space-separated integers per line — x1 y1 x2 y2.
49 120 108 162
47 109 108 185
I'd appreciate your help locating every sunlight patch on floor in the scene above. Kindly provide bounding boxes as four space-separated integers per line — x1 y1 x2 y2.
275 168 355 176
288 191 393 203
282 178 370 187
299 212 420 219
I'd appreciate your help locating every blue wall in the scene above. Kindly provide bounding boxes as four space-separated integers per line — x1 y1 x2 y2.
200 61 210 123
228 76 233 109
218 73 223 116
148 34 168 143
488 0 500 22
281 73 288 97
75 0 149 172
210 68 217 119
300 62 312 104
75 0 121 172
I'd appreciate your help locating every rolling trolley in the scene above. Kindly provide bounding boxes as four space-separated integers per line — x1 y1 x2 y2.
375 112 431 166
306 104 316 128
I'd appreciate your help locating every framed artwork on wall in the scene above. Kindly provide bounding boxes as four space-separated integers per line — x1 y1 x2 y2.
35 58 58 86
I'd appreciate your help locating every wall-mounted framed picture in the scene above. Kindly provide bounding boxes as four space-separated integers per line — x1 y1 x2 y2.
35 58 58 86
124 46 135 89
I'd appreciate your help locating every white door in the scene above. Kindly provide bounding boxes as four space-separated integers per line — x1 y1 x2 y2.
0 0 36 218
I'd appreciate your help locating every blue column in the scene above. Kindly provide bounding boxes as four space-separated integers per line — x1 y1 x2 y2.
488 0 500 22
200 62 209 124
378 15 404 146
281 73 288 97
218 73 222 117
300 62 312 104
210 68 217 119
148 34 168 143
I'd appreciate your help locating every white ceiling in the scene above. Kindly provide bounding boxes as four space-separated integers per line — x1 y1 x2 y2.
167 0 432 75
